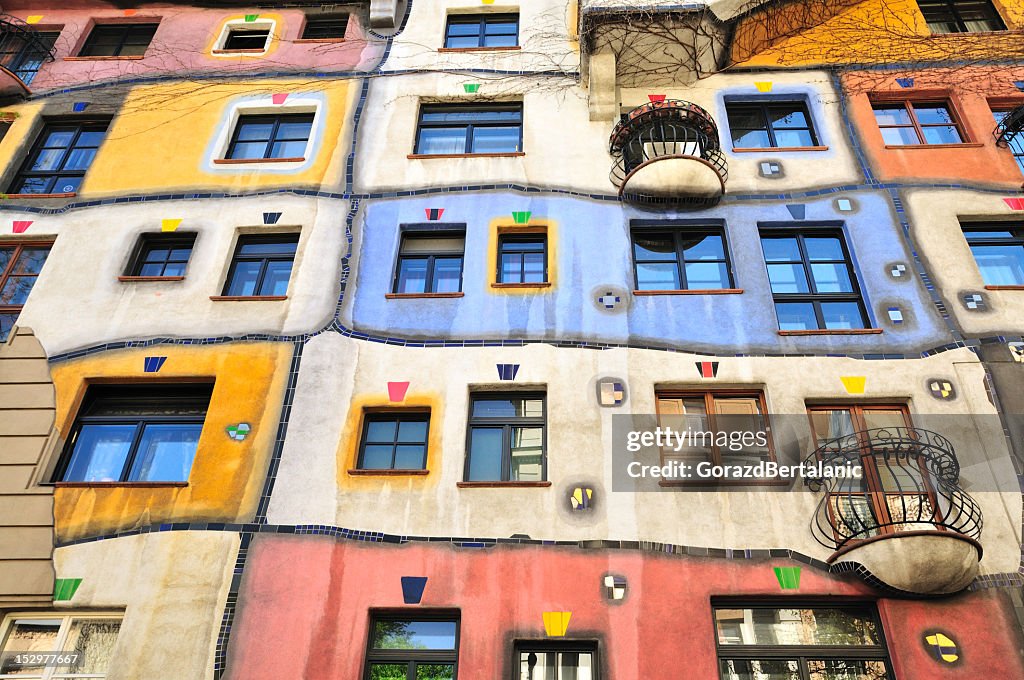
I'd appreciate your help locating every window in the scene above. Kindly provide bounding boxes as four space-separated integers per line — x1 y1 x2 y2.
358 413 430 470
444 13 519 48
9 121 109 195
57 383 213 483
871 100 965 145
726 101 819 149
225 113 313 161
714 603 893 680
363 614 459 680
656 392 773 476
126 233 196 278
0 614 122 679
962 224 1024 285
302 16 348 39
631 227 733 290
414 104 522 155
515 641 598 680
497 235 546 285
994 108 1024 172
465 393 545 482
0 30 59 84
0 242 50 342
393 231 465 294
760 230 868 331
917 0 1005 33
79 23 158 57
222 27 270 51
222 234 298 297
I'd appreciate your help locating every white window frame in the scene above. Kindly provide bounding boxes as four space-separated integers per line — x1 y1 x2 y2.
212 18 276 56
0 613 123 679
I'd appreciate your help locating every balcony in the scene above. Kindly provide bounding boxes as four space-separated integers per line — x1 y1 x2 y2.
609 99 728 205
994 104 1024 150
805 427 983 595
0 15 57 99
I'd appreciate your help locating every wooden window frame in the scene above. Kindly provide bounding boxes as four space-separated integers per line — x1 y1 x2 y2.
870 98 969 146
0 240 52 341
463 391 547 483
362 611 460 680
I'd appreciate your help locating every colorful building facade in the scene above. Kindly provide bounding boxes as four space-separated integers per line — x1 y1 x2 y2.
0 1 1021 679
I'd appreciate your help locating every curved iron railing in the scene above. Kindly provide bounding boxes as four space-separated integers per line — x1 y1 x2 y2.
609 99 728 205
994 104 1024 148
804 427 982 551
0 15 56 87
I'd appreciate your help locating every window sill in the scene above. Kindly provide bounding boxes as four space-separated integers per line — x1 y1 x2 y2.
385 292 465 299
633 288 743 296
883 143 984 150
407 152 525 159
54 481 189 488
295 38 346 44
3 192 76 199
437 46 522 53
209 295 288 301
984 284 1024 290
457 481 552 488
778 328 883 336
347 469 429 476
213 157 305 165
491 282 551 289
64 55 146 61
118 275 185 283
211 48 268 55
731 146 828 153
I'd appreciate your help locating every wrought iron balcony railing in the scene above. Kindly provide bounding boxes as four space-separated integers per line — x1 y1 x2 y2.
804 427 982 552
0 15 57 88
994 104 1024 148
609 99 728 205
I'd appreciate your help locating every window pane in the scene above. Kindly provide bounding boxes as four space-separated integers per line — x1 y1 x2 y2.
482 34 517 47
238 240 297 256
361 445 394 469
400 236 465 254
761 238 801 262
472 396 542 418
366 419 397 442
447 23 481 36
766 263 810 293
396 258 428 294
63 147 98 171
235 122 275 142
501 253 523 283
76 131 107 147
417 664 456 680
1 277 38 305
970 244 1024 284
510 426 543 481
517 651 594 680
921 125 962 144
64 424 136 481
0 619 61 675
397 419 428 443
0 312 15 342
467 427 503 481
719 659 801 680
633 233 675 261
257 260 293 296
64 619 121 674
636 262 680 290
872 106 911 125
128 423 201 482
880 127 920 145
471 126 520 153
163 262 186 277
227 141 268 160
810 263 854 293
394 444 426 469
417 128 466 155
433 258 463 293
776 302 819 330
225 261 262 296
11 247 47 273
522 252 545 283
370 663 408 680
275 119 313 140
774 128 815 147
684 262 730 289
30 147 65 171
682 233 725 260
269 140 308 158
372 620 457 650
804 237 844 261
913 105 955 125
715 607 882 646
769 107 809 128
807 659 890 680
726 107 764 129
42 129 75 147
731 129 771 148
0 246 13 272
821 302 866 330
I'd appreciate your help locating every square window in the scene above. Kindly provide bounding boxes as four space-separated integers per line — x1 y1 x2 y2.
225 113 313 161
871 100 966 146
79 23 158 57
358 412 430 470
9 120 110 195
444 13 519 48
126 233 196 278
393 231 465 294
514 641 598 680
302 16 348 39
631 225 733 290
466 393 545 482
363 614 459 680
726 101 819 149
0 241 52 342
414 104 522 155
56 383 213 483
222 27 271 51
962 223 1024 285
0 614 123 678
222 234 298 297
917 0 1005 33
498 235 546 284
760 229 868 330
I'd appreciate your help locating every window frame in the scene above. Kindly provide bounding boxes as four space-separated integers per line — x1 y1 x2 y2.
0 240 51 341
413 103 524 156
223 113 314 162
362 611 460 680
992 105 1024 173
496 233 548 285
630 223 735 291
301 15 349 40
0 30 59 84
391 228 466 295
356 411 431 471
511 640 600 680
464 391 547 483
759 227 870 331
726 100 820 150
443 13 520 49
0 612 123 680
221 233 299 298
870 98 969 146
214 22 275 53
124 232 196 279
8 119 110 195
78 23 159 58
712 600 895 680
916 0 1006 33
962 222 1024 286
54 383 214 484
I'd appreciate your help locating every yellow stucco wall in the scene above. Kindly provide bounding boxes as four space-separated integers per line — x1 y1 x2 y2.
51 343 292 542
